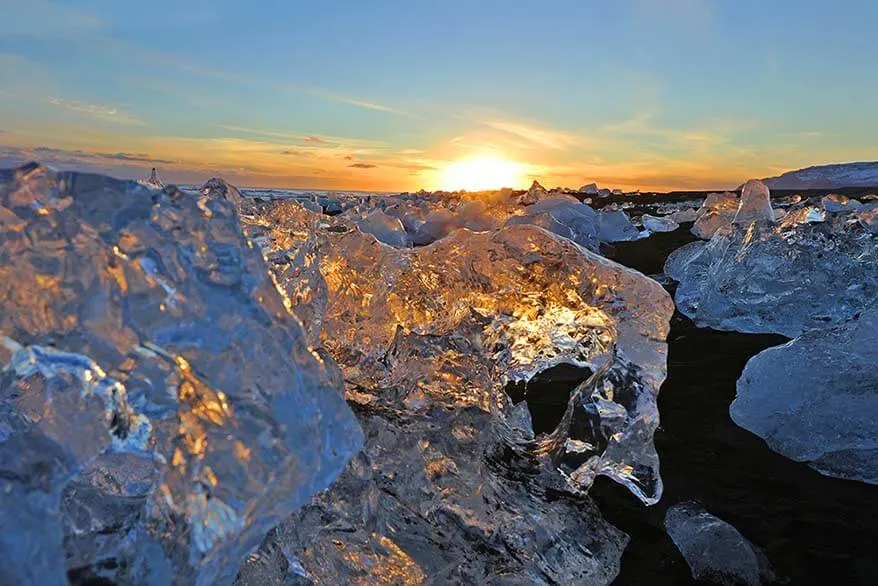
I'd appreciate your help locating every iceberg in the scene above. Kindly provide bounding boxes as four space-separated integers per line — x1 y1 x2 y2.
0 165 363 584
665 216 878 337
691 192 739 239
733 180 775 225
732 306 878 484
506 196 601 250
665 502 777 585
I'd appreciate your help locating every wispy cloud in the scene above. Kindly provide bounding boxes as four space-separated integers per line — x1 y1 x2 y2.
481 119 582 151
47 97 146 126
311 89 415 117
217 125 385 149
348 163 377 169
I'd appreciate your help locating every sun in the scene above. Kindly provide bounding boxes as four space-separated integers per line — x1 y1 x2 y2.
439 156 526 192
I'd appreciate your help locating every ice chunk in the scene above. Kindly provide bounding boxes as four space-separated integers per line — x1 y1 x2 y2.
665 218 878 337
356 209 411 247
506 196 601 250
691 192 739 239
734 179 775 225
520 179 547 205
732 307 878 484
580 182 599 195
141 167 165 189
265 220 674 503
665 502 777 585
777 205 826 227
858 203 878 233
667 207 699 223
597 208 645 242
822 194 863 213
0 165 363 584
642 214 680 233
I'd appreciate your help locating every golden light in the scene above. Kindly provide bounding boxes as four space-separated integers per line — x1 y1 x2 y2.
439 156 526 192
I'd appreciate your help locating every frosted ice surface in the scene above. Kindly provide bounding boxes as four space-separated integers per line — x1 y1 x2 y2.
734 180 775 225
665 217 878 337
0 165 363 585
642 214 680 233
665 502 776 585
732 306 878 484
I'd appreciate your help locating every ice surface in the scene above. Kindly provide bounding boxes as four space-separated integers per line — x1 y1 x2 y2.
356 209 411 247
0 164 363 584
506 196 601 250
641 214 680 233
859 204 878 233
665 216 878 337
665 502 776 585
233 209 679 582
598 208 646 242
141 167 165 189
822 193 864 213
691 192 739 239
580 182 599 195
732 306 878 484
734 180 775 225
258 207 675 505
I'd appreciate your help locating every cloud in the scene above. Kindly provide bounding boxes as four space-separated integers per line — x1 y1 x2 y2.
5 145 174 166
481 119 582 151
280 149 314 157
311 89 414 117
48 97 146 126
344 155 353 161
348 163 377 169
217 125 384 149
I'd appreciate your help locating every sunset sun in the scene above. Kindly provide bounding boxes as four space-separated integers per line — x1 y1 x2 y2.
439 156 526 192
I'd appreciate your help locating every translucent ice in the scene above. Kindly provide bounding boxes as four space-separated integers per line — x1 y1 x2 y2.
665 218 878 337
356 209 412 247
822 194 863 214
642 214 680 233
506 196 601 250
598 208 646 242
691 192 739 239
141 167 165 189
234 216 679 583
580 182 599 195
665 502 776 585
0 165 363 584
732 306 878 484
859 204 878 233
734 180 775 225
262 214 675 504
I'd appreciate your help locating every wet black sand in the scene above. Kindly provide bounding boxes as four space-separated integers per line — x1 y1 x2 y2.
595 225 878 585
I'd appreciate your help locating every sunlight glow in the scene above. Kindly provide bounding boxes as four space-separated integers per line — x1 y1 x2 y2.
439 156 526 191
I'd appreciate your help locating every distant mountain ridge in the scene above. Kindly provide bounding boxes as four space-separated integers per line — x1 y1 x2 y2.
761 161 878 189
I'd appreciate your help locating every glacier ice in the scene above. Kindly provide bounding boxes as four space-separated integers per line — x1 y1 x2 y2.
254 200 675 503
0 164 363 584
641 214 680 233
665 215 878 337
140 167 165 189
822 193 863 213
691 192 739 239
859 204 878 233
506 196 601 250
356 209 412 247
732 306 878 484
733 180 775 225
580 182 599 195
597 208 645 242
665 502 776 585
235 201 678 582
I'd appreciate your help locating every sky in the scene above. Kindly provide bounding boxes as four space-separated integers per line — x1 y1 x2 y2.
1 0 877 192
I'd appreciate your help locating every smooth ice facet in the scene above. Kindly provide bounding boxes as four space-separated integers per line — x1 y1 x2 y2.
734 179 775 225
732 307 878 484
665 502 776 585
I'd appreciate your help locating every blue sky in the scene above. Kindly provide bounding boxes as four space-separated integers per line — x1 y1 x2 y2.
1 0 877 190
